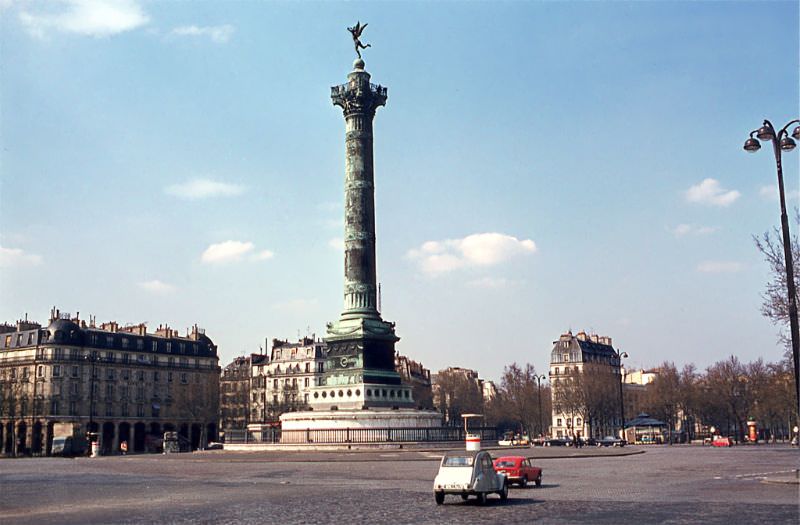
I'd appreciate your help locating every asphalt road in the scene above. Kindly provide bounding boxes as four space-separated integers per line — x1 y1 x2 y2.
0 445 797 524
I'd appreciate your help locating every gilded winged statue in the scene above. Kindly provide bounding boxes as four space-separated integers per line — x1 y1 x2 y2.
347 21 371 59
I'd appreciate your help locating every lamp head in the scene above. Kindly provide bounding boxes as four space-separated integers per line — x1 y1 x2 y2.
780 136 796 152
743 137 761 152
756 125 775 142
793 126 800 141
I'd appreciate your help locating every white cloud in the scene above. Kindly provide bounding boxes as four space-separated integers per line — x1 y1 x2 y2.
19 0 149 39
138 279 175 294
696 260 744 274
170 24 234 43
0 245 43 267
407 232 536 276
466 277 511 289
251 250 274 261
685 178 740 207
759 184 800 202
328 238 344 251
669 224 719 238
201 240 274 264
164 179 244 200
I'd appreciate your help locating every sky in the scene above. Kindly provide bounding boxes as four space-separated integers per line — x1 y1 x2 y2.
1 1 798 383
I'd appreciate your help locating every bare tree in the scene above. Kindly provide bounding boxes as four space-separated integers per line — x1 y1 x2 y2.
754 209 799 360
433 370 483 425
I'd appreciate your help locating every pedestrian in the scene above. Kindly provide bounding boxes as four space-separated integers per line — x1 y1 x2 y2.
120 440 128 455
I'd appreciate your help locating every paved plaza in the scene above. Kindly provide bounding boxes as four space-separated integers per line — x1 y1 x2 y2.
0 445 797 524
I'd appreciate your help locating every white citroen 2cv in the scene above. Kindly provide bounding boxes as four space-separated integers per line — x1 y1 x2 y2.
433 450 508 505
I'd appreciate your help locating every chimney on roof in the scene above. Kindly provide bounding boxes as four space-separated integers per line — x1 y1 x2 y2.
590 334 599 343
576 331 587 341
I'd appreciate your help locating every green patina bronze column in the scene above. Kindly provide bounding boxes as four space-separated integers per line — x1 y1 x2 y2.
331 57 385 320
322 55 413 409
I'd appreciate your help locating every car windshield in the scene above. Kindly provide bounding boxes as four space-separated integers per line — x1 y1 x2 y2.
495 460 517 468
443 456 474 467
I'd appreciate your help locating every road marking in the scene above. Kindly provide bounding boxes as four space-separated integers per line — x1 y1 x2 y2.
735 469 797 479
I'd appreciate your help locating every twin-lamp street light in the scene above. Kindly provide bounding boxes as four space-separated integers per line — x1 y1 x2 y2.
534 374 547 438
744 118 800 430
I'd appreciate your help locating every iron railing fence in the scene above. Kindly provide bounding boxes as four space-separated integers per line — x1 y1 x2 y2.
223 426 498 445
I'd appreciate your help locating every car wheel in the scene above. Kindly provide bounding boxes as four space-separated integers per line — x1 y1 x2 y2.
477 492 487 505
434 492 444 505
520 476 528 488
460 494 469 501
499 483 508 501
535 476 542 487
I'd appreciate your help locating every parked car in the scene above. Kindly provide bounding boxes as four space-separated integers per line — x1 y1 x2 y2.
492 456 542 488
712 436 733 447
598 436 626 447
433 450 508 505
579 437 599 447
543 437 571 447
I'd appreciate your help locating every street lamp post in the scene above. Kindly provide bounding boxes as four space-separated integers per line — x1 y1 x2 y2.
744 119 800 428
615 350 629 440
84 352 99 453
535 374 547 438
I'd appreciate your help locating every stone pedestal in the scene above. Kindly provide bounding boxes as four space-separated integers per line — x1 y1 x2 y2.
280 409 442 443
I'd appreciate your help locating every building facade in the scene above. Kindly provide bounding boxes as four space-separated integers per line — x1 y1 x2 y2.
394 354 434 409
219 355 255 433
0 310 220 456
549 331 623 439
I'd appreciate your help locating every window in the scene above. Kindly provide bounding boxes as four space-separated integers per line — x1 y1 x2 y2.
122 338 129 349
106 384 114 399
152 356 159 366
180 373 188 384
555 367 559 375
105 351 114 362
121 404 129 417
91 366 98 379
69 348 80 360
153 371 160 382
136 370 144 381
71 382 79 394
557 418 563 426
151 341 158 352
53 365 61 377
576 418 582 426
122 354 130 364
122 369 129 381
192 344 198 355
305 363 310 373
69 401 77 415
54 348 64 360
152 404 160 418
317 362 324 373
304 378 309 388
136 387 144 400
166 342 172 353
137 339 144 350
180 357 188 368
51 400 59 415
563 354 569 362
4 335 10 347
273 379 278 388
168 357 175 367
167 372 173 383
106 336 114 347
120 385 128 399
137 404 144 417
105 403 113 417
27 333 33 344
179 343 185 354
37 365 44 377
107 368 115 380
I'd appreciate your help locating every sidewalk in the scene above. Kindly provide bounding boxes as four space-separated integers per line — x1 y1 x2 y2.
762 469 800 485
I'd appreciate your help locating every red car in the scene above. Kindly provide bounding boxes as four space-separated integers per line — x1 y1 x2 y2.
712 436 733 447
492 456 542 488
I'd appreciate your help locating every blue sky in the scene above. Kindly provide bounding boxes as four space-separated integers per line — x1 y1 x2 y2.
1 1 798 382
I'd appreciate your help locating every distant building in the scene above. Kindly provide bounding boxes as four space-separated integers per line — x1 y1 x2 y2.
549 330 623 439
432 367 492 425
395 354 433 409
0 309 220 456
219 355 255 432
250 337 326 427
